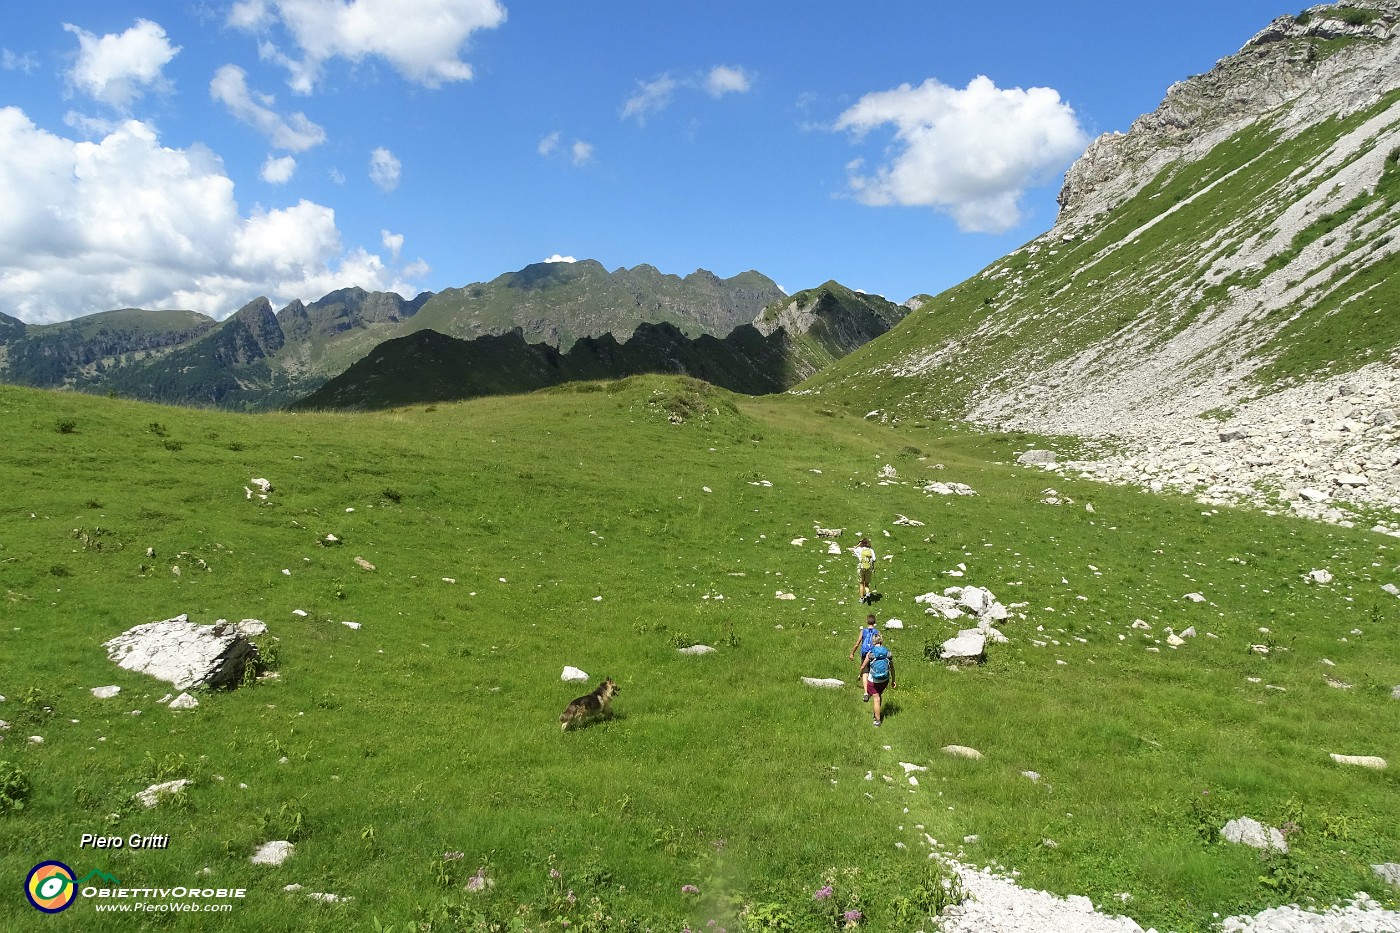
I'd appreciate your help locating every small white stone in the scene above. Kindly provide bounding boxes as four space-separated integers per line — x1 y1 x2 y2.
250 840 295 866
90 685 121 699
941 745 982 760
1330 753 1387 770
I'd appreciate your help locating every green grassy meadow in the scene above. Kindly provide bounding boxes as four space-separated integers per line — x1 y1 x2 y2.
1 377 1398 932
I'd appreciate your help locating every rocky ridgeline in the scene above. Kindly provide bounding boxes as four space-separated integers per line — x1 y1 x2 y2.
1057 1 1400 226
1022 364 1400 531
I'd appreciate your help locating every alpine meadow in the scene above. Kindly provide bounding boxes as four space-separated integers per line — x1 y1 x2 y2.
4 2 1400 933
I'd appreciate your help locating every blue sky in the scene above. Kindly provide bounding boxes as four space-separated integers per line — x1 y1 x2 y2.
1 1 1295 325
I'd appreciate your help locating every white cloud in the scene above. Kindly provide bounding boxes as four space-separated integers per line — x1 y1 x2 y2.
623 65 755 125
570 140 594 166
228 0 507 93
537 130 560 156
834 75 1088 233
0 107 418 323
705 65 751 98
381 229 403 260
3 50 39 74
63 110 122 138
369 147 401 191
261 154 297 183
543 254 575 263
621 74 677 124
210 64 327 151
63 19 180 109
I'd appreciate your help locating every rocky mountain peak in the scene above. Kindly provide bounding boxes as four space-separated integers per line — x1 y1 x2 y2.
1056 0 1400 225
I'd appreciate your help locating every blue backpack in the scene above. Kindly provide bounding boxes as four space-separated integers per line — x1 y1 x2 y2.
867 645 891 682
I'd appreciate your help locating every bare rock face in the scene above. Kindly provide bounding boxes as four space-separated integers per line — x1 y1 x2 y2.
1057 3 1400 224
104 615 254 691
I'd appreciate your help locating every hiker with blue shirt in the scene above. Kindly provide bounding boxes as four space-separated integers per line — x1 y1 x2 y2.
860 632 895 727
848 614 879 699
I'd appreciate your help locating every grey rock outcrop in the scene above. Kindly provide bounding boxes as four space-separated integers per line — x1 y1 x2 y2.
1221 816 1288 852
104 615 255 691
1057 4 1400 224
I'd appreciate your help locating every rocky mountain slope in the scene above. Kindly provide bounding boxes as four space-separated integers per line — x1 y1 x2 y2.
804 0 1400 527
292 282 908 410
0 262 781 410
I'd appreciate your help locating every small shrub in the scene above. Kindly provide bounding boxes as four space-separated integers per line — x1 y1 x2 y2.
55 418 77 434
889 862 965 926
141 752 189 783
719 620 741 649
0 761 31 813
147 422 168 437
259 797 309 841
381 487 403 503
49 564 72 578
227 441 246 452
163 439 184 452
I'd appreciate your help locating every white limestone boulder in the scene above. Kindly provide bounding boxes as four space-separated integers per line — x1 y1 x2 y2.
104 615 255 691
942 629 986 663
1221 817 1287 852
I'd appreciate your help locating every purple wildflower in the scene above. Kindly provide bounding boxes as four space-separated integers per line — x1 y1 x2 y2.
814 885 834 901
466 868 488 892
550 867 562 879
681 884 700 895
844 909 863 921
567 889 577 905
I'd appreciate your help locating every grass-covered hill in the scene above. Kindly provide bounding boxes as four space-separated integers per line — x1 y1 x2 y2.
292 283 909 412
805 1 1400 433
1 379 1397 932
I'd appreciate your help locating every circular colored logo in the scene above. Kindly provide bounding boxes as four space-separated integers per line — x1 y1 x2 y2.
26 861 77 913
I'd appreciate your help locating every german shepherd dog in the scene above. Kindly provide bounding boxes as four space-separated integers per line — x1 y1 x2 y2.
560 678 619 732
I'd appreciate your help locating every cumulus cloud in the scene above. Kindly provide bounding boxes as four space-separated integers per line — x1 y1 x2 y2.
261 154 297 183
228 0 507 93
570 140 594 165
705 65 751 98
0 108 417 323
381 229 403 260
369 147 401 191
63 19 180 109
543 254 575 263
537 130 560 156
210 65 327 151
834 75 1088 232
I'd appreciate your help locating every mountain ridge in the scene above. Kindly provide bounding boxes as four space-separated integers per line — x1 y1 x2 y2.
0 262 787 410
292 282 909 410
